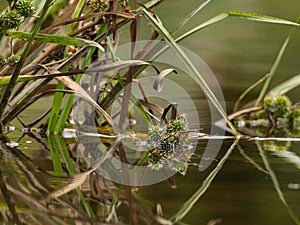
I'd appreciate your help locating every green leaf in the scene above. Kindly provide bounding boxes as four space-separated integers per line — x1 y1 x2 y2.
227 11 300 26
5 31 105 52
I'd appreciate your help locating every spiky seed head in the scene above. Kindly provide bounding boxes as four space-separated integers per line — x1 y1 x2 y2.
88 0 109 12
8 54 20 66
0 11 22 30
16 0 35 17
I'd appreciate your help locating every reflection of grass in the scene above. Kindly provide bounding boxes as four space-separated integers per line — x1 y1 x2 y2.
257 142 300 225
0 0 300 224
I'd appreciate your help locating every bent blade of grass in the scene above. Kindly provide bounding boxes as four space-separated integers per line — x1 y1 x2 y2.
143 9 238 135
176 11 300 43
5 31 105 52
171 138 239 223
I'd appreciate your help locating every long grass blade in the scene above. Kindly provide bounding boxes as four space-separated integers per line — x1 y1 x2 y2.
175 11 300 43
255 34 291 105
143 9 239 134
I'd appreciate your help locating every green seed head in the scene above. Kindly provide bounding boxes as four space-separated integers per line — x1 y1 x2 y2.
0 54 7 67
274 95 291 112
8 54 20 66
263 97 275 111
88 0 109 12
0 11 22 30
16 0 36 17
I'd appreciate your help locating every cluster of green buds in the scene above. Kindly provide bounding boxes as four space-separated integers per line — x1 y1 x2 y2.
147 117 192 173
0 0 35 32
88 0 110 12
0 53 20 68
258 95 300 126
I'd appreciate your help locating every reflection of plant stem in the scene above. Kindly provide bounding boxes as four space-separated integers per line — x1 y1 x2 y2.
257 142 300 225
171 138 240 223
237 145 268 174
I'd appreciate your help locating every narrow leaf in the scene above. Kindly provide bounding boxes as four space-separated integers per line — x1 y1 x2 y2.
5 31 105 52
227 11 300 26
176 11 300 43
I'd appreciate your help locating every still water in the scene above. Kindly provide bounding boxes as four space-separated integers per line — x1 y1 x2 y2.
2 0 300 224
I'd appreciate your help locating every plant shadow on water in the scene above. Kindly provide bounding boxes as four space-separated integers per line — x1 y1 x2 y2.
0 0 300 225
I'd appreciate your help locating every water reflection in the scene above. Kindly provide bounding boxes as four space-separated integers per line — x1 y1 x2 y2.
0 131 300 224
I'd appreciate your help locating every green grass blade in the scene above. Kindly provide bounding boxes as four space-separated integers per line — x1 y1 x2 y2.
176 11 300 43
171 138 239 223
48 135 65 177
227 11 300 26
55 135 75 175
5 31 105 51
48 82 65 133
255 35 291 105
143 9 238 135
